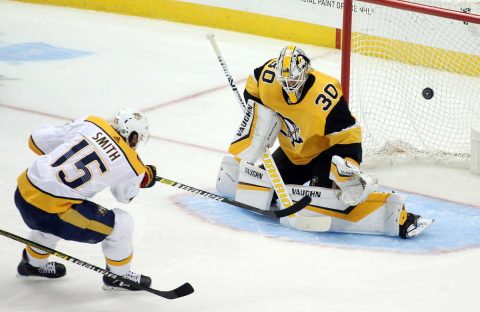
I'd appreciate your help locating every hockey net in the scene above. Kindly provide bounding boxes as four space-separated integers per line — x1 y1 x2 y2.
342 0 480 168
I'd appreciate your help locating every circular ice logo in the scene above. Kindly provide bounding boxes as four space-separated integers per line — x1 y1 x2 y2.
0 42 91 62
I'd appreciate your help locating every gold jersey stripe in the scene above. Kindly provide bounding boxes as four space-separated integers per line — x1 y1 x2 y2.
326 126 362 146
305 192 391 222
237 182 271 192
85 116 146 176
28 135 44 156
26 245 50 259
106 253 133 267
245 75 261 99
228 104 259 156
58 209 113 236
17 170 83 214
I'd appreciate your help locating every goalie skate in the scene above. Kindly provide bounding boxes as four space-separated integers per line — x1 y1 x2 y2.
400 213 434 239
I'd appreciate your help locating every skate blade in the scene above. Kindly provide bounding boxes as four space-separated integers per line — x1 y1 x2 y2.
16 274 62 280
408 218 435 238
102 284 130 291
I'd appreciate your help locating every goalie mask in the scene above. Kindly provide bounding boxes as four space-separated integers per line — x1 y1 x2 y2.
276 45 311 103
111 107 150 150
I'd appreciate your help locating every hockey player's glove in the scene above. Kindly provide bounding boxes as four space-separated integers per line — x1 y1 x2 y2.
141 165 157 188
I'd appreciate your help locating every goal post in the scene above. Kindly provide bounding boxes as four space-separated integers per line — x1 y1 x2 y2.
341 0 480 167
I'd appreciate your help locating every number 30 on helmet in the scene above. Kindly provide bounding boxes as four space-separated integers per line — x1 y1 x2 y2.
111 107 150 150
276 45 311 104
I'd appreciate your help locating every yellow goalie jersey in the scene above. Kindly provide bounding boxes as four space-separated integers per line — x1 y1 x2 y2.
243 58 362 165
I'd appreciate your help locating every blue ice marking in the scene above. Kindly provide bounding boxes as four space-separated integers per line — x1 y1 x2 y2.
177 191 480 253
0 42 91 62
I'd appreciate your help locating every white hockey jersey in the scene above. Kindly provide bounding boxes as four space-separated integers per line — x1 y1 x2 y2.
17 116 148 213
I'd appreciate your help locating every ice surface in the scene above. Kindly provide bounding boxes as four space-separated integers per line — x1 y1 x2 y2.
1 1 480 311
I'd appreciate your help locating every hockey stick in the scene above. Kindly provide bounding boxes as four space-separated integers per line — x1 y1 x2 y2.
207 34 329 216
156 176 310 218
207 33 247 113
263 151 331 232
0 229 194 299
206 33 295 207
207 33 331 231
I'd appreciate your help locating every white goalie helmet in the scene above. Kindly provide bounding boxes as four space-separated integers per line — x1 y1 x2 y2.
111 107 150 149
276 45 311 103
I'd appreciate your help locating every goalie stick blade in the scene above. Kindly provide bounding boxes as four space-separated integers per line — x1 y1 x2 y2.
151 282 194 299
155 175 309 219
273 195 312 218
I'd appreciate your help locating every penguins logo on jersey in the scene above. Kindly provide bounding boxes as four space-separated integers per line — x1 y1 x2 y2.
278 113 304 147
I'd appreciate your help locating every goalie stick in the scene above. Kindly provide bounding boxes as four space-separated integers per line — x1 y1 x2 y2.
207 33 331 231
206 33 294 208
0 229 194 299
156 176 311 218
263 151 331 232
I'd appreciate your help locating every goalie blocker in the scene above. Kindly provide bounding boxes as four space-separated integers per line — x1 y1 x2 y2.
216 155 433 238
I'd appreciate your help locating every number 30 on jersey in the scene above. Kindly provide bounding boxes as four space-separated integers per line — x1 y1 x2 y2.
315 84 338 111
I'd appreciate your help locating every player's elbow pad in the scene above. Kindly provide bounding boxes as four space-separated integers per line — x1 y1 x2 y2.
228 100 281 163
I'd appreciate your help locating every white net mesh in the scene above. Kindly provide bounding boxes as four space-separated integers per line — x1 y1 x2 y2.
349 0 480 168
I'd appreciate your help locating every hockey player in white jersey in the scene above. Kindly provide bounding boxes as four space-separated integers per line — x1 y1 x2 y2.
14 107 157 290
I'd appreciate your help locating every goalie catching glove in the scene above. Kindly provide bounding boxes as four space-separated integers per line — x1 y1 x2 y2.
141 165 157 188
329 155 378 206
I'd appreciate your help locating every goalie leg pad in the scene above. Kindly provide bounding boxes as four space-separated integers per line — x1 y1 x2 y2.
287 184 403 236
235 162 274 211
228 100 282 164
324 193 404 236
216 155 240 198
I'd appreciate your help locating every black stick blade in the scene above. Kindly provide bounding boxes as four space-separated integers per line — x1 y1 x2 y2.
273 195 311 218
152 282 194 299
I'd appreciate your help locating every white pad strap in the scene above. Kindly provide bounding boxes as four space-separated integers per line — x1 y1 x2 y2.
329 155 378 206
228 99 281 163
280 214 332 232
216 155 240 198
235 162 274 211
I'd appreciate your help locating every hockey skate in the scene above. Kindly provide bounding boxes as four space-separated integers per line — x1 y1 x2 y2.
399 212 434 239
17 249 66 279
103 270 152 291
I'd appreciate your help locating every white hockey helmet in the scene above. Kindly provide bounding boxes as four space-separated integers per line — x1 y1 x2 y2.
111 107 149 149
276 45 311 103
